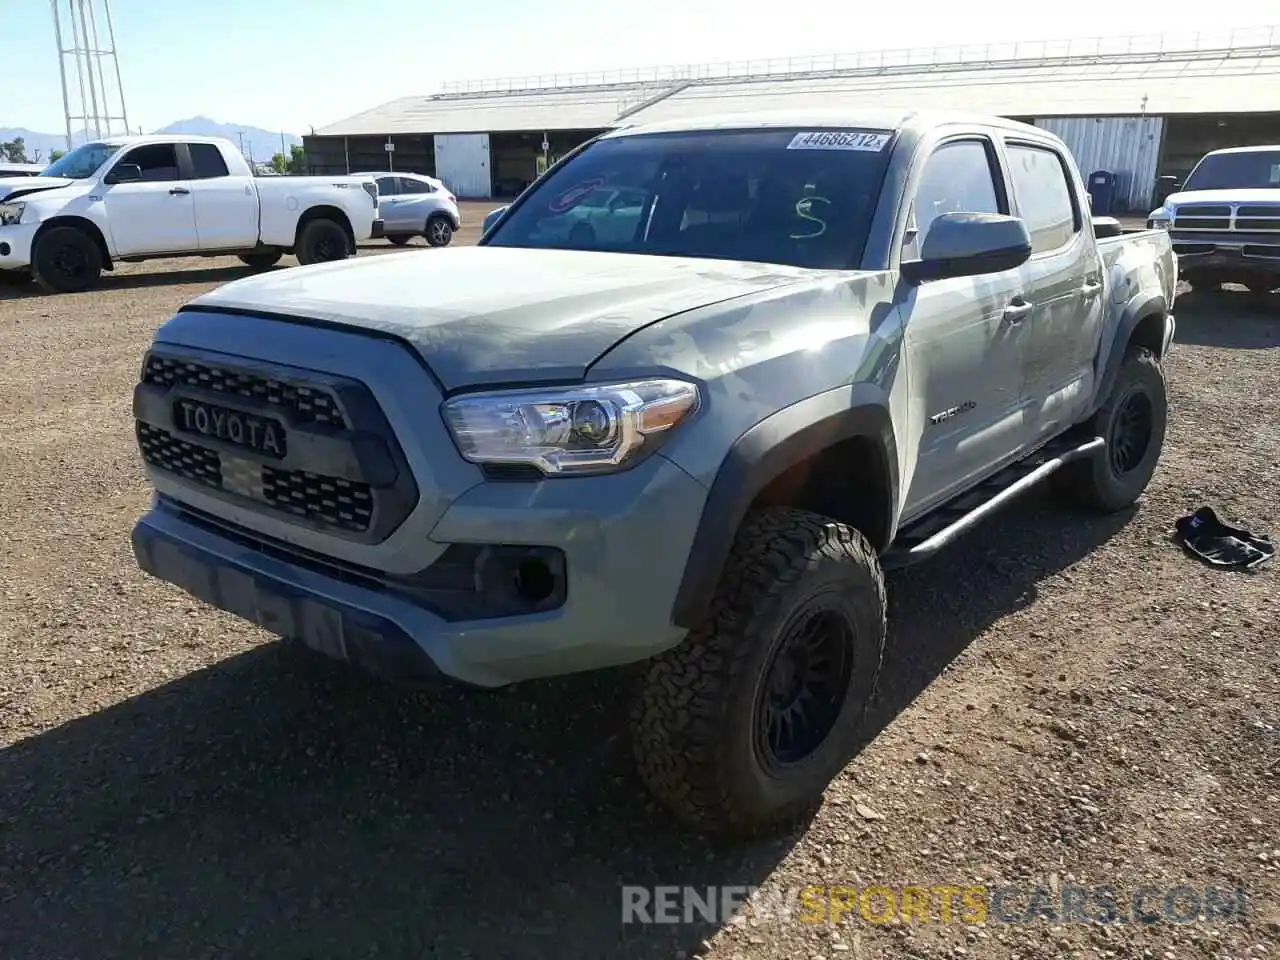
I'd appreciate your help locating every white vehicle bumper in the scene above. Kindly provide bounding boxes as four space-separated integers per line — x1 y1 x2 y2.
0 222 38 270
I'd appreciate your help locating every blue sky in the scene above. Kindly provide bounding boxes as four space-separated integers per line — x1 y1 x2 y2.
7 1 1278 135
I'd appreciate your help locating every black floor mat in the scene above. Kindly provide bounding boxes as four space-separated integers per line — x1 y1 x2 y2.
1174 506 1275 570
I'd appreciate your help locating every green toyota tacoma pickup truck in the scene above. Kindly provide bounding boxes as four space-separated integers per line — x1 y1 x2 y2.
130 110 1177 836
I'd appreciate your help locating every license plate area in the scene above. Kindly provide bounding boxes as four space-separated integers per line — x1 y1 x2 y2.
172 397 288 459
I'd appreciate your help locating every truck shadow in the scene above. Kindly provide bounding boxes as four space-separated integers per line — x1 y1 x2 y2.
0 493 1129 959
1174 289 1280 349
0 265 276 300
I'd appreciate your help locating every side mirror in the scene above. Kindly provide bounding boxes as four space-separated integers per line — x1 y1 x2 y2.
482 205 510 236
901 212 1032 284
106 162 143 184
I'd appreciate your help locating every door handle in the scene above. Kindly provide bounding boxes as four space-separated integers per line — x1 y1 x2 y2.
1081 277 1103 297
1003 297 1034 325
169 186 190 196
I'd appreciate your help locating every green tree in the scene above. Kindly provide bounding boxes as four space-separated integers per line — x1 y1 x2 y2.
50 149 65 162
269 144 307 176
1 137 28 163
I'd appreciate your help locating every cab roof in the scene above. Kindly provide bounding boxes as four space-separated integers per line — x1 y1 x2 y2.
604 108 1044 139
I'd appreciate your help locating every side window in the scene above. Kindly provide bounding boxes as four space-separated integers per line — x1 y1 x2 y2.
189 143 230 179
375 176 399 196
401 177 434 194
912 139 1003 249
118 144 180 182
1006 143 1079 254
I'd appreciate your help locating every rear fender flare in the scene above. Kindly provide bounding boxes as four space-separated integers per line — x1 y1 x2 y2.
671 385 898 630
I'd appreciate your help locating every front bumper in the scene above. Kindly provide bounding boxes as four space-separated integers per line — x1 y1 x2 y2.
1172 237 1280 283
0 222 38 269
369 218 385 240
132 449 706 689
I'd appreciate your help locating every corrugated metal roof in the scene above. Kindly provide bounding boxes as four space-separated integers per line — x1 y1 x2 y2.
625 54 1280 124
314 83 677 136
314 50 1280 138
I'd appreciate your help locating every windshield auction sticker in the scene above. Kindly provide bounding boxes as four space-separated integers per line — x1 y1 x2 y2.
787 131 890 151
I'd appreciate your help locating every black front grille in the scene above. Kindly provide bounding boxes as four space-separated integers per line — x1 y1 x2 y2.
137 423 220 489
262 467 374 530
135 348 420 542
1174 216 1230 230
138 422 376 533
1236 205 1280 218
1179 204 1232 217
142 355 348 429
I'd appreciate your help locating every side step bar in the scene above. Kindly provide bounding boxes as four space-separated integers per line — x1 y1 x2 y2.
881 433 1106 571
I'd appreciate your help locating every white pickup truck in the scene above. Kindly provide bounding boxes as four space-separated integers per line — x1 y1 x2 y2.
0 134 383 293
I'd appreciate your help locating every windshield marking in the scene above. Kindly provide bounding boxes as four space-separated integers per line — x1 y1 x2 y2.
786 131 891 152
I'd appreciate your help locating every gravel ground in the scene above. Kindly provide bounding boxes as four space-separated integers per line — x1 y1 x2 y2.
1 211 1278 959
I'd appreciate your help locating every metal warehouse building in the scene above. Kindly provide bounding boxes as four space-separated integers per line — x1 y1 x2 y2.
304 27 1280 212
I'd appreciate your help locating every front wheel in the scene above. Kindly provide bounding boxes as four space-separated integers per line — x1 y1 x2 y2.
31 226 103 294
1054 346 1167 512
425 215 453 247
295 217 351 265
630 507 887 836
239 251 283 270
387 235 412 247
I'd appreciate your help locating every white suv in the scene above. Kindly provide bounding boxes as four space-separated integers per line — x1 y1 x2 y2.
361 171 461 247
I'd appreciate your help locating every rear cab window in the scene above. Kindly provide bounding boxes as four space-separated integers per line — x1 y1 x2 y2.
1004 142 1081 254
484 126 896 269
189 143 230 180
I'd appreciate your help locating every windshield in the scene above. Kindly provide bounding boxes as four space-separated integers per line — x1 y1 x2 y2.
483 127 895 269
1182 150 1280 191
41 142 121 180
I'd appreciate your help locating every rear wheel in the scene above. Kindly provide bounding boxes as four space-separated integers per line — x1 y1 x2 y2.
425 215 453 247
238 251 283 270
630 507 886 836
295 217 351 265
31 226 103 294
1054 346 1167 512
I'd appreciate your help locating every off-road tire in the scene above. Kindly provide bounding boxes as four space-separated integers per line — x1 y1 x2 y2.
238 251 283 270
1054 346 1167 512
295 217 351 265
630 507 887 837
425 215 453 247
387 235 412 246
31 226 103 294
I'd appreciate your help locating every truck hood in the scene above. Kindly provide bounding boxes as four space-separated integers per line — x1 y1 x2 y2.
0 176 79 202
185 247 812 390
1164 187 1280 207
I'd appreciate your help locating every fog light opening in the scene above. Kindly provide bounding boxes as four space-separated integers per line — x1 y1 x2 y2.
513 557 556 605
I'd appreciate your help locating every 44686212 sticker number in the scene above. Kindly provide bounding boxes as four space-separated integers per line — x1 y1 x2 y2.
786 131 891 152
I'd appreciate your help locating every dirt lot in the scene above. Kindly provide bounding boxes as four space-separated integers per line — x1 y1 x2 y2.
1 209 1278 958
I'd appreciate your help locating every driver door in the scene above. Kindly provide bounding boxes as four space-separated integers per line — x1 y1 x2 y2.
103 143 196 256
899 136 1036 520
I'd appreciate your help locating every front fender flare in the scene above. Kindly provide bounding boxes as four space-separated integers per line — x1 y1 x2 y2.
670 385 898 630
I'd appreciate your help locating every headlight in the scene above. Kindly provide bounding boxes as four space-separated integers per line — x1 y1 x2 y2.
442 378 700 476
1148 218 1171 231
0 202 25 226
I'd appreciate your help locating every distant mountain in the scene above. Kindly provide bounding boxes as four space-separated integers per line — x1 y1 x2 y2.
0 116 301 164
155 117 301 163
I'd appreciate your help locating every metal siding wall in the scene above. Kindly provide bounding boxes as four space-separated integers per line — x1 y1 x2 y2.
1034 116 1164 212
434 133 492 198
